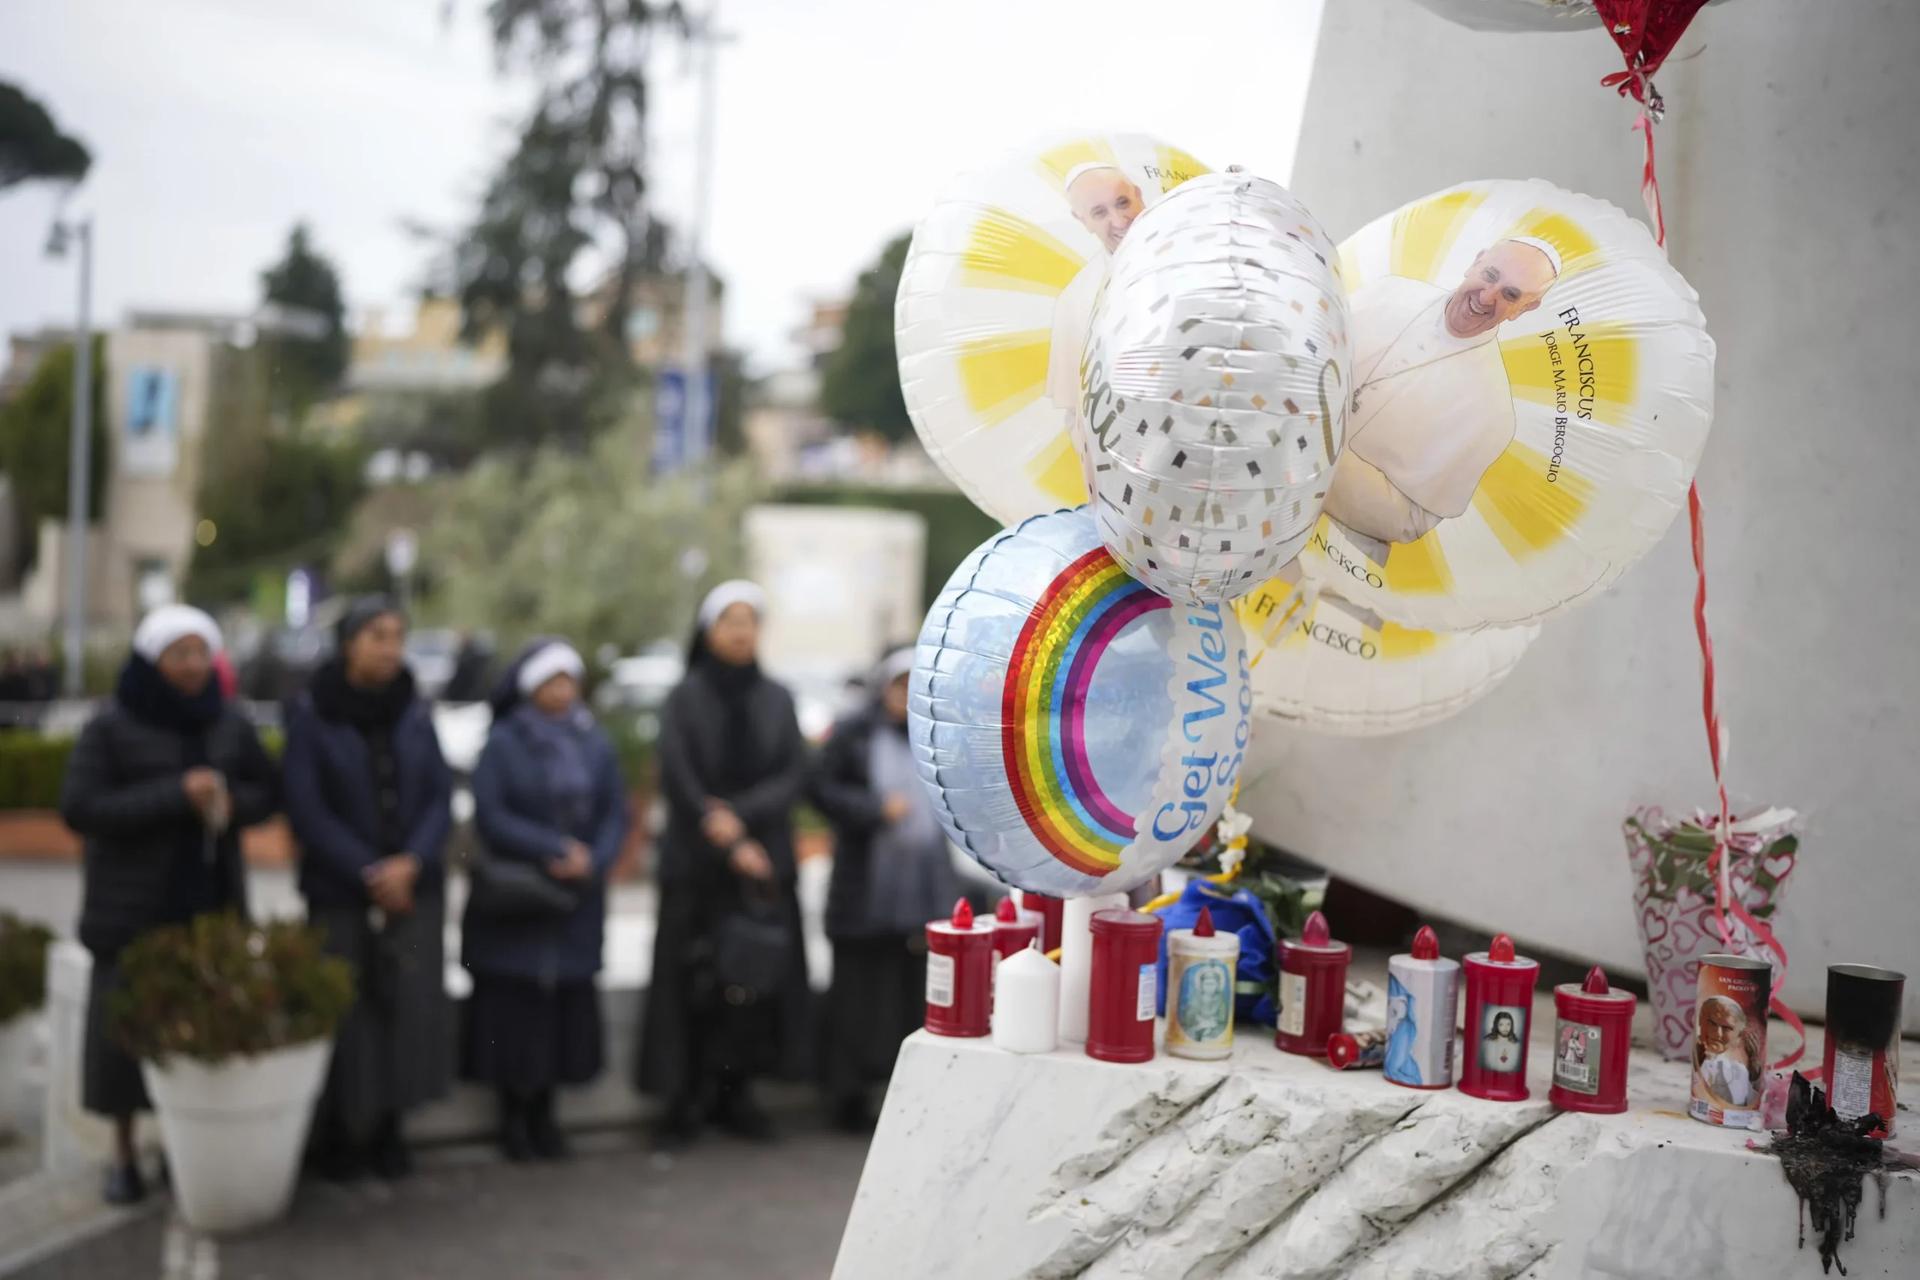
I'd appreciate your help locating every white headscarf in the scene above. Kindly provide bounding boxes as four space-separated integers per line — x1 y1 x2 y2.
516 641 585 696
697 579 766 630
132 605 223 663
876 644 915 688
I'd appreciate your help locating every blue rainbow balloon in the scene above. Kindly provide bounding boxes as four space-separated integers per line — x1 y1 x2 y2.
910 508 1253 896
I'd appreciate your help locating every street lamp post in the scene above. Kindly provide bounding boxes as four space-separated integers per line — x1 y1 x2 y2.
680 0 721 477
47 216 94 697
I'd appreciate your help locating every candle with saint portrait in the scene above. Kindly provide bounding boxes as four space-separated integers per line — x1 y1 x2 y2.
1689 954 1770 1129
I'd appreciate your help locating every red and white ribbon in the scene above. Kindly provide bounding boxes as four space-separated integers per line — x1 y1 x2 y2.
1635 100 1807 1071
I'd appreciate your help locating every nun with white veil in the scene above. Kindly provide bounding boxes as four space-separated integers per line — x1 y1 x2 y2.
60 606 279 1204
638 581 810 1148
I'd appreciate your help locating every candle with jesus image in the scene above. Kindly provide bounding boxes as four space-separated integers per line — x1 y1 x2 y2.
1459 932 1540 1102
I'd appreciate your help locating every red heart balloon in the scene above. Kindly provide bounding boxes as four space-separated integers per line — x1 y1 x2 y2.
1592 0 1711 102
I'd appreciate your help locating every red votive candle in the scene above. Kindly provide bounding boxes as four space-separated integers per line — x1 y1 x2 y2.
1276 910 1350 1057
992 896 1041 962
1086 910 1162 1064
1549 966 1635 1115
925 898 994 1038
1460 932 1541 1101
1020 890 1065 955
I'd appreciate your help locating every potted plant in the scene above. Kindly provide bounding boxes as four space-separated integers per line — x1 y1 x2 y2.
0 912 55 1138
112 914 353 1232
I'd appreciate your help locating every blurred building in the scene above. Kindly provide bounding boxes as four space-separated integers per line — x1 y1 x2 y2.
345 296 505 396
742 366 832 481
19 312 235 629
794 297 849 373
744 296 943 487
5 309 330 633
580 264 726 369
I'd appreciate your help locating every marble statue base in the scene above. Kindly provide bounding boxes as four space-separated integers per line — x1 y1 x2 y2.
835 1027 1918 1279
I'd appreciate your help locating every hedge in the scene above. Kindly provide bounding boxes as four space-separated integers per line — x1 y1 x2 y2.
0 726 285 812
0 733 75 812
0 912 55 1022
769 482 1001 611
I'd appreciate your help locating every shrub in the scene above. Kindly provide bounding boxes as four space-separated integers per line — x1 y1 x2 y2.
0 912 55 1023
0 733 73 811
0 728 283 813
112 914 354 1065
601 710 657 793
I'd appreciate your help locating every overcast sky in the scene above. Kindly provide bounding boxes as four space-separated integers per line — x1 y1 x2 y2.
0 0 1325 373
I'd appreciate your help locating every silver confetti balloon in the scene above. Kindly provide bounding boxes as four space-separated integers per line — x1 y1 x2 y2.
1077 169 1351 605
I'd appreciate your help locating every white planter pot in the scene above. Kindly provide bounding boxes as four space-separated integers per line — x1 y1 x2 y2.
0 1010 44 1140
141 1038 332 1233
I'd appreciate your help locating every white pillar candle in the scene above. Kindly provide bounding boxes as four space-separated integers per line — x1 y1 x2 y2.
1058 891 1128 1043
993 943 1060 1055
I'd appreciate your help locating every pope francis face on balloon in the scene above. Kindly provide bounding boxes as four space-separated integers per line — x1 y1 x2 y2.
1048 163 1151 418
1067 165 1144 254
1321 235 1564 554
1443 239 1559 340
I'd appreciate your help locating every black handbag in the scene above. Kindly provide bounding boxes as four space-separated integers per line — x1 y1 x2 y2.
465 847 579 921
711 892 792 1003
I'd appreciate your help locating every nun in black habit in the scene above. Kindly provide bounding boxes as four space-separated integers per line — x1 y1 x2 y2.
283 597 454 1180
60 606 279 1204
638 580 810 1147
809 644 959 1131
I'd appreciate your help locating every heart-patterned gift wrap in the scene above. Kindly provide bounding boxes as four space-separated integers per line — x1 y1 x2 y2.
1622 806 1799 1061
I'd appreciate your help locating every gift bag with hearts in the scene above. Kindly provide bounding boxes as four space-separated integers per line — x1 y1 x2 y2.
1622 806 1799 1061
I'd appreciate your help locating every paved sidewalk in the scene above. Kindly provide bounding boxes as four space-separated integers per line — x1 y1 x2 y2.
15 1120 869 1279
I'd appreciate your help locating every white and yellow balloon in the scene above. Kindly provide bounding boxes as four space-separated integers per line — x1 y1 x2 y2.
1299 178 1715 631
1235 576 1536 737
894 133 1210 527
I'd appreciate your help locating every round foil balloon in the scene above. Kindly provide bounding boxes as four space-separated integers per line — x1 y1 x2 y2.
1303 178 1714 630
1078 169 1350 606
1235 575 1536 736
895 133 1211 526
910 508 1252 897
1405 0 1731 36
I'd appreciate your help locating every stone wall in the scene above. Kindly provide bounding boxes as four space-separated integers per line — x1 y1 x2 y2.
1244 0 1920 1031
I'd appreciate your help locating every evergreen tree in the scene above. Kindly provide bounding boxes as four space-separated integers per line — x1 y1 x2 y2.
456 0 681 451
820 233 913 443
258 223 349 415
0 81 90 191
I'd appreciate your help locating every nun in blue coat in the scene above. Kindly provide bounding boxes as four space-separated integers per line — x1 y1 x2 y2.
460 639 629 1161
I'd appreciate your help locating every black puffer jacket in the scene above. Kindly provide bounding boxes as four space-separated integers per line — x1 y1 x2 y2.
60 704 278 958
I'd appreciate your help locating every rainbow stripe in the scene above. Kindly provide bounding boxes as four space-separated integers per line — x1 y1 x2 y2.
1002 548 1169 876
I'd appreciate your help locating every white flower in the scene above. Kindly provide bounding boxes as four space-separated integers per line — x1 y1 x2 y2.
1218 842 1247 878
1213 803 1253 877
1216 804 1253 846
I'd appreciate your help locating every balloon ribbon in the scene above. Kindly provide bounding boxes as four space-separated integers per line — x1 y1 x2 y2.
1612 10 1806 1071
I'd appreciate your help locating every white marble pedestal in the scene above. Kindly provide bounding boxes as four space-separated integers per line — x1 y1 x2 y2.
835 1028 1918 1279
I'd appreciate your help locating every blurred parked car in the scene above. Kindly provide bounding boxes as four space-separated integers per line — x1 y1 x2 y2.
406 627 462 700
594 642 685 727
783 669 866 743
238 625 332 703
